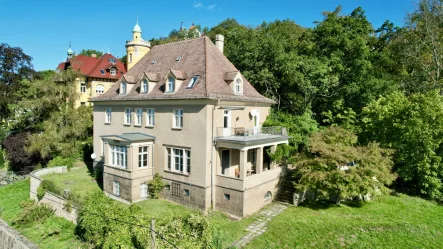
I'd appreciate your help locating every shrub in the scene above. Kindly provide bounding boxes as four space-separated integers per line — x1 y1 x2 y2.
148 173 165 199
13 203 54 226
3 132 41 172
37 180 59 201
0 149 4 169
47 156 76 169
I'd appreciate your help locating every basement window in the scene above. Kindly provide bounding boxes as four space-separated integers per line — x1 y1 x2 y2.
184 189 190 196
224 193 231 201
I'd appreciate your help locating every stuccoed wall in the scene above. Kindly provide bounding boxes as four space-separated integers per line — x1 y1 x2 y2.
0 219 37 249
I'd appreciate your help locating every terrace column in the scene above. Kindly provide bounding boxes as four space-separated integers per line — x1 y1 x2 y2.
126 145 133 171
256 147 264 174
103 143 109 165
239 149 248 180
270 145 277 169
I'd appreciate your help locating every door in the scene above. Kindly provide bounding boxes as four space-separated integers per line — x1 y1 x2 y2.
221 150 230 175
223 110 231 137
253 110 260 135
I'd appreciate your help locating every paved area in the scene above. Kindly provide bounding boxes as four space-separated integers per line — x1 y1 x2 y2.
230 203 287 248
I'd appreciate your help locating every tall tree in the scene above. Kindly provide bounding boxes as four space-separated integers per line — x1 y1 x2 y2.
0 43 35 121
78 49 104 57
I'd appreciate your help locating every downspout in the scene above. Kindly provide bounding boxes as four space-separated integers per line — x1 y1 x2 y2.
211 99 220 210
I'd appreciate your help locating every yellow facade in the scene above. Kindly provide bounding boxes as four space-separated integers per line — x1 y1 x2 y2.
125 22 150 71
75 78 116 108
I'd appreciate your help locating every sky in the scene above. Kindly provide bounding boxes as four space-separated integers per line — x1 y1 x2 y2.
0 0 415 71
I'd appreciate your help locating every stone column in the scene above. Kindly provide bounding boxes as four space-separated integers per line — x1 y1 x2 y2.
270 144 277 169
256 147 264 174
103 143 109 165
127 145 133 171
239 149 248 180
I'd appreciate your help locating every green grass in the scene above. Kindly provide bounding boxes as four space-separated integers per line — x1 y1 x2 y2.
42 166 101 198
0 179 84 248
246 195 443 249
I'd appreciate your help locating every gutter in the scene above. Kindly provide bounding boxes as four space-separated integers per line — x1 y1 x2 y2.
211 99 220 210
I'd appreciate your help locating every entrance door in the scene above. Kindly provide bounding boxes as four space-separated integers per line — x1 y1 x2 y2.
221 150 230 175
253 110 260 135
223 110 231 137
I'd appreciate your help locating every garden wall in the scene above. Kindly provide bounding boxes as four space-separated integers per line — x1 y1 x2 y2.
29 166 78 224
0 219 38 249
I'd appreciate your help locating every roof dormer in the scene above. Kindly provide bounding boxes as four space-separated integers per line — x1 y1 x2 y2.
139 72 159 95
164 70 186 94
224 71 243 95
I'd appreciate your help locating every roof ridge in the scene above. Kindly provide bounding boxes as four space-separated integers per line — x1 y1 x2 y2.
153 36 205 48
204 37 208 98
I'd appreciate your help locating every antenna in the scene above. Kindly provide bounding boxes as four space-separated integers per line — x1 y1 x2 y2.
136 10 139 24
69 41 71 48
180 21 184 30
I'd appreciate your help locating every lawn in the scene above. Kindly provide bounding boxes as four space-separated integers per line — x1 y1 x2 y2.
246 195 443 249
0 179 84 248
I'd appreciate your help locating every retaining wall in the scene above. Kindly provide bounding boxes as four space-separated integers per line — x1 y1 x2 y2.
0 219 37 249
29 166 79 224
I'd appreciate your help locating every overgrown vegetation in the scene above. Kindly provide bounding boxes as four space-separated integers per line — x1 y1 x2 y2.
148 173 165 199
3 132 41 172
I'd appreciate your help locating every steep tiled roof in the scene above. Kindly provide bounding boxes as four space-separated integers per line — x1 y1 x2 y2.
57 53 126 80
92 37 274 104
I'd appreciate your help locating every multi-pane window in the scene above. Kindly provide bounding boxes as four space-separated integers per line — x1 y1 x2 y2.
135 108 143 125
124 108 132 124
121 82 127 95
173 109 183 128
110 145 127 169
167 77 175 92
140 183 148 198
142 80 148 93
105 108 112 123
96 84 105 94
110 68 116 76
172 182 181 197
113 181 120 196
80 83 86 93
146 108 155 126
166 147 191 174
139 146 149 168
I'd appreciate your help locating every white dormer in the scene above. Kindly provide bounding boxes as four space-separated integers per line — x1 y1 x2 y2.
224 71 243 95
120 81 127 95
141 79 148 94
167 76 175 93
234 78 243 95
164 70 186 94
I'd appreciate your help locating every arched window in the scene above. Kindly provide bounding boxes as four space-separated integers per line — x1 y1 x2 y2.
167 77 175 92
120 82 127 95
96 84 105 94
142 79 148 94
264 191 272 200
235 78 242 94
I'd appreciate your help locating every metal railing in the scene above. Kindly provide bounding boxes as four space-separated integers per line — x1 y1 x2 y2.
215 126 286 141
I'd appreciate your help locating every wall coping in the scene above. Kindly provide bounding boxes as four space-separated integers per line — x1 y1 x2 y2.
0 218 38 249
30 166 68 181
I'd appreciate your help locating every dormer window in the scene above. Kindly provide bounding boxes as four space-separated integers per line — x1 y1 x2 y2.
235 78 243 94
167 77 175 93
142 79 148 94
120 82 127 95
187 75 199 88
110 68 116 76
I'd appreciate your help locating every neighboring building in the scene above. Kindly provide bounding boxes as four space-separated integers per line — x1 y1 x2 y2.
126 19 151 71
91 23 290 218
57 48 126 107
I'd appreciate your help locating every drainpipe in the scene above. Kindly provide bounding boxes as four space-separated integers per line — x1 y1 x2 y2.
211 99 220 210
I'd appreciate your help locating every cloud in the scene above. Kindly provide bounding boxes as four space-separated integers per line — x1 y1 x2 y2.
206 4 216 10
193 2 203 8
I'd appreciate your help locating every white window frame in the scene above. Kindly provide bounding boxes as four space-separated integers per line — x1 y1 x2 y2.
105 108 112 124
173 109 183 129
235 79 242 94
110 68 116 76
96 84 105 94
146 108 155 127
142 79 148 94
110 145 127 169
140 183 148 198
167 77 175 93
80 82 86 93
138 146 149 168
113 181 120 196
187 76 199 88
124 108 132 125
166 147 190 174
135 108 143 126
121 82 127 95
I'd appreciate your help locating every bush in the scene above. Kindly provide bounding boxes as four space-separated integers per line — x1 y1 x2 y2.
47 156 76 169
37 180 59 201
3 132 41 172
148 173 165 199
0 149 4 169
13 203 54 226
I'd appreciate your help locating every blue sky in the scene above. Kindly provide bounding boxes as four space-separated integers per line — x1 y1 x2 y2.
0 0 414 71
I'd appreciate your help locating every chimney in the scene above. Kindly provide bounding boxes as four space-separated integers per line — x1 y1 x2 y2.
215 34 224 54
91 54 97 58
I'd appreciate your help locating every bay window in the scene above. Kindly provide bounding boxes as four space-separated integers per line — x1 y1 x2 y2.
138 146 149 168
110 145 127 169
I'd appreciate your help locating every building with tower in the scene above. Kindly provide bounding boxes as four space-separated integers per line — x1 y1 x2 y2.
126 19 151 71
57 47 126 107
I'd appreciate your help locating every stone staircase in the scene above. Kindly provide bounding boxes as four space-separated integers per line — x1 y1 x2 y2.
275 168 297 205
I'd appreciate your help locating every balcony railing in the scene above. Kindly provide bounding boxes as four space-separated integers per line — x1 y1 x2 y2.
215 126 287 142
125 40 151 46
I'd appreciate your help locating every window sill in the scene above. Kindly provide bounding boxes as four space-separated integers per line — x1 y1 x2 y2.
104 122 111 125
134 124 142 127
123 123 131 126
171 127 182 130
165 91 175 94
164 170 190 177
145 125 154 128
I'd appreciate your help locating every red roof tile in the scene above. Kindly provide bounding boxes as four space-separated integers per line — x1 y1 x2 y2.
57 54 126 79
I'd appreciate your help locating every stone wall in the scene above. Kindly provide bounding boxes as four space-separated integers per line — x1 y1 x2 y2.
0 219 37 249
29 166 78 223
162 178 209 211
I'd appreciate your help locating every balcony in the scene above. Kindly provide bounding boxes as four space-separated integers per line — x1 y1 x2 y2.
125 40 151 47
215 126 289 144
